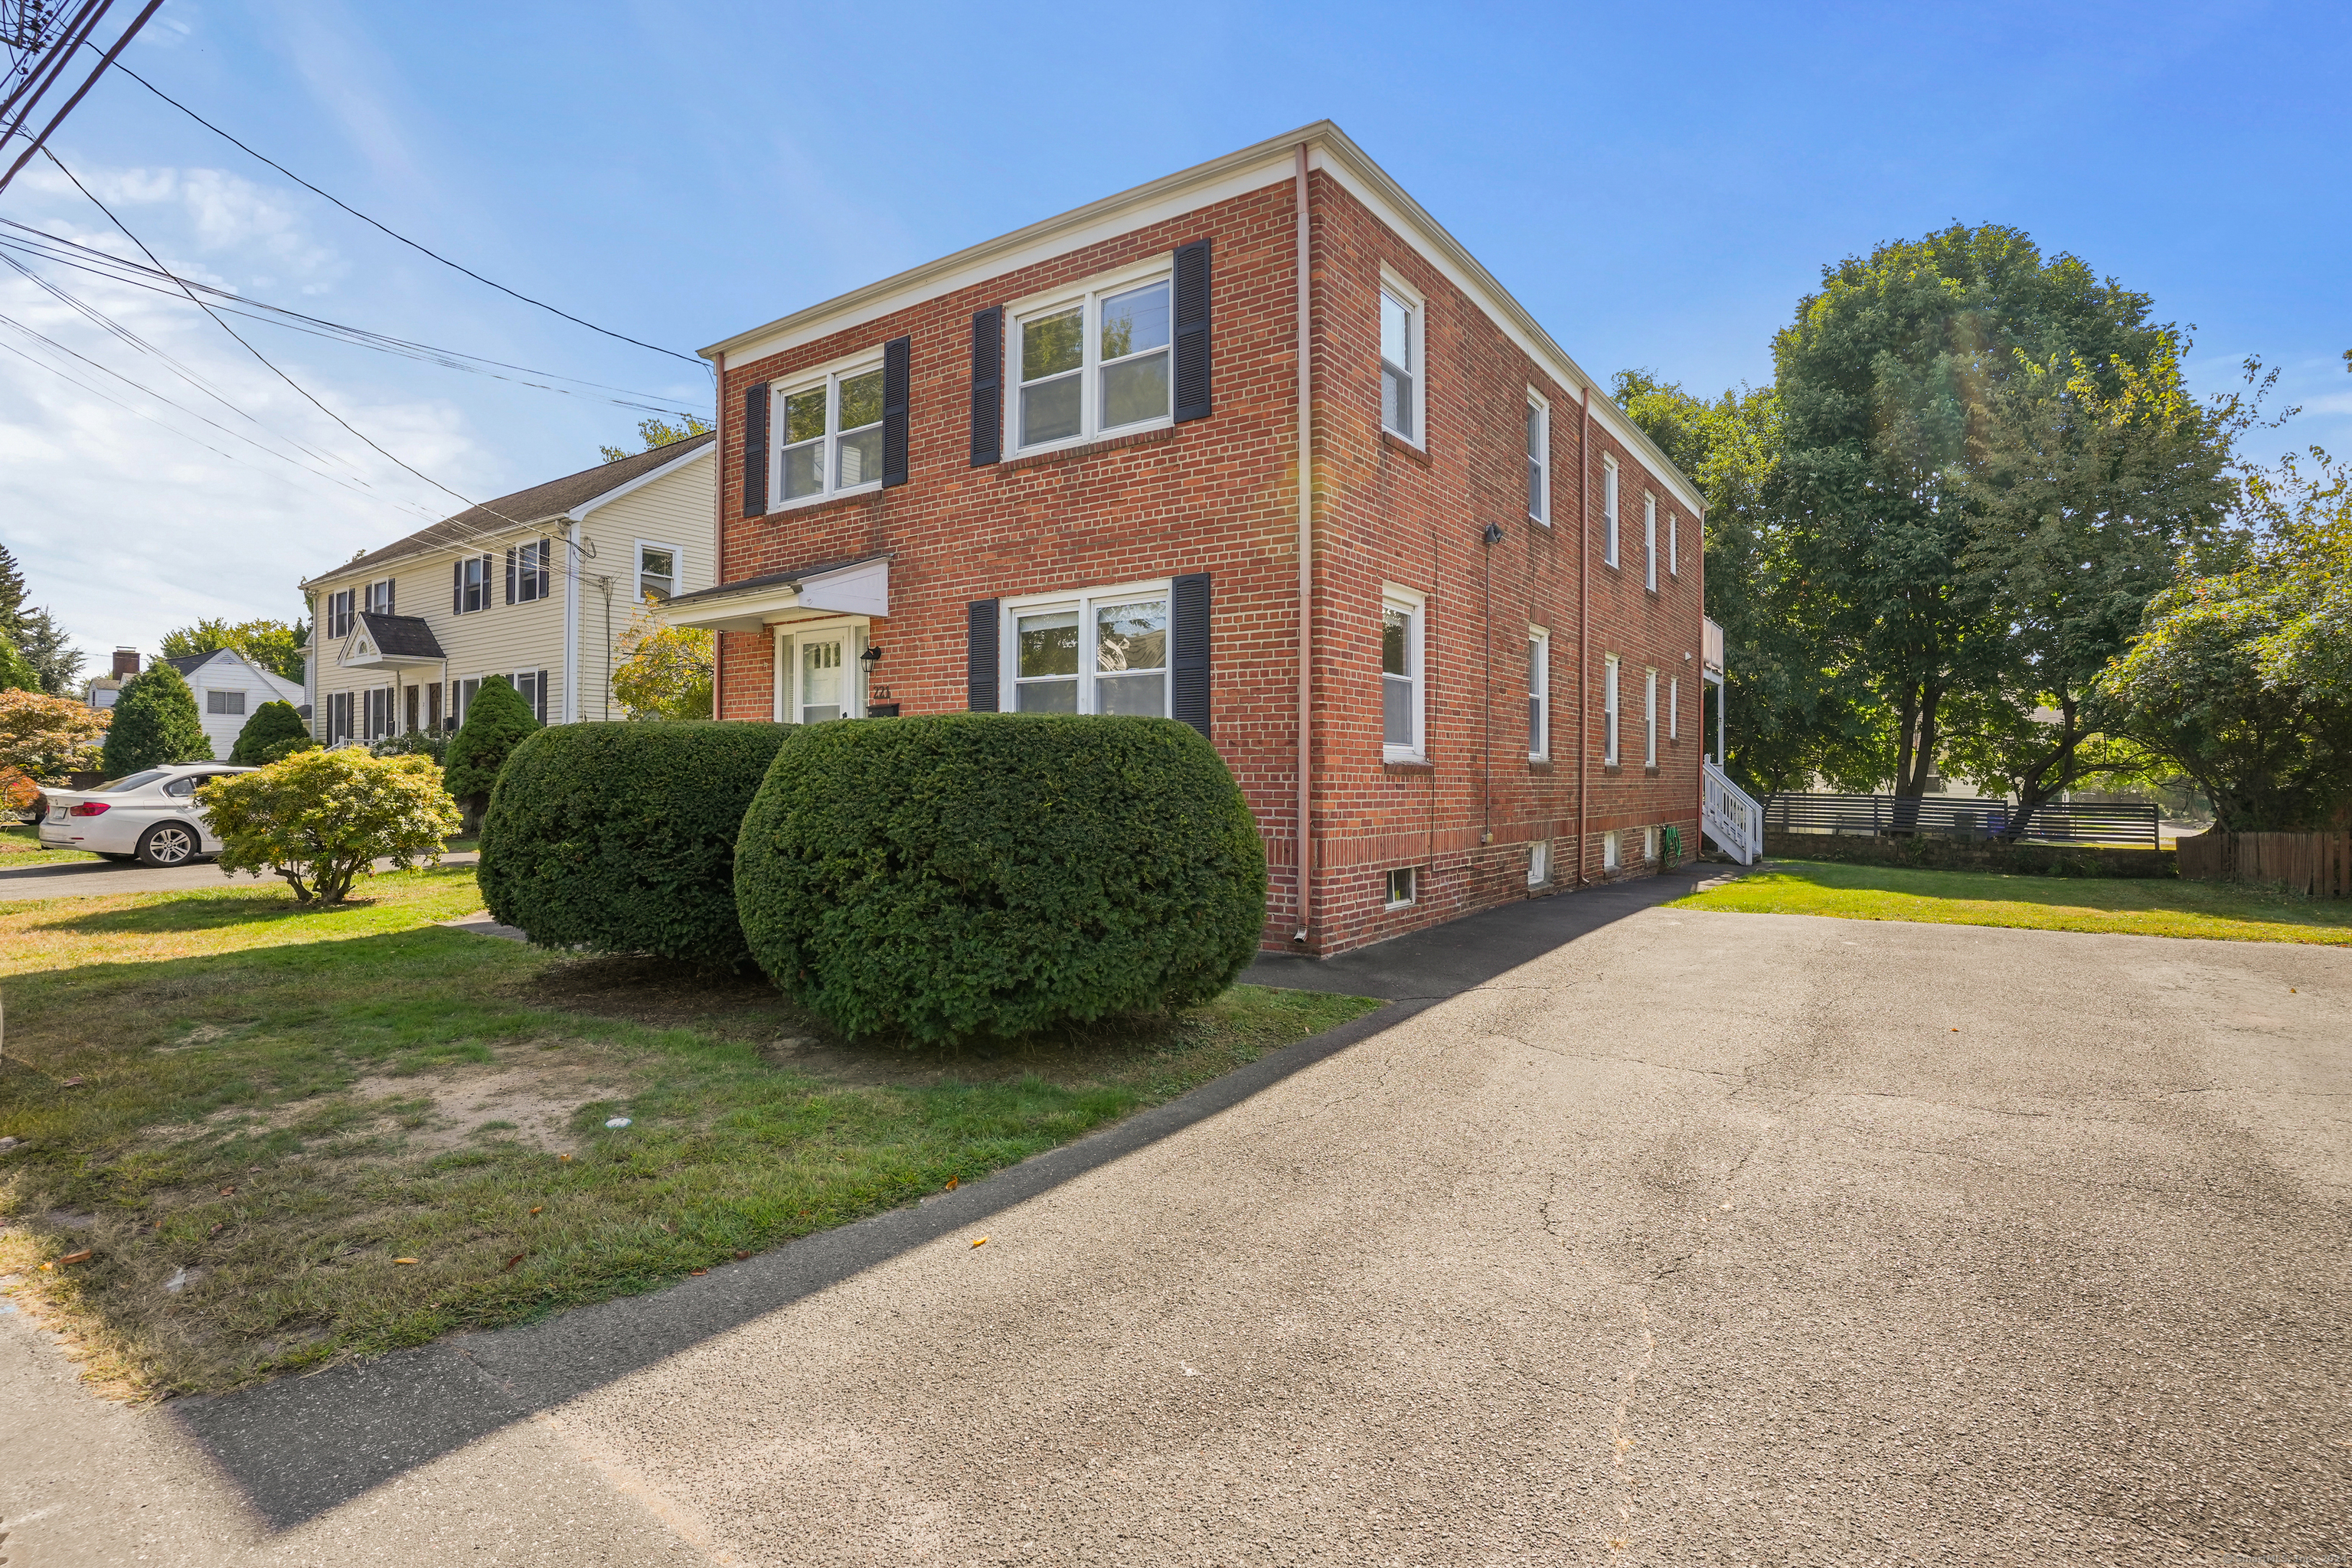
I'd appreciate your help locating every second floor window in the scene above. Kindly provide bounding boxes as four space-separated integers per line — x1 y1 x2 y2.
1380 286 1419 441
1645 494 1658 592
1603 456 1621 568
1016 275 1172 451
325 589 355 639
456 554 492 615
638 544 676 603
511 540 551 603
365 579 394 616
1526 397 1548 523
779 363 885 502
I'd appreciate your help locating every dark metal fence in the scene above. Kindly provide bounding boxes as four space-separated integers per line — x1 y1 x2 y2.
1764 793 2158 847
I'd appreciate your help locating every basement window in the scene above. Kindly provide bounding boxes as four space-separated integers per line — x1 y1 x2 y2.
1528 840 1551 887
1385 867 1417 908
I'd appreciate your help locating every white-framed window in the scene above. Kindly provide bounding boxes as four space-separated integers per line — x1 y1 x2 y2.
1602 456 1621 567
637 543 678 603
454 676 481 726
457 554 492 615
326 690 353 743
206 689 246 716
1381 586 1426 761
1645 667 1659 768
1603 829 1621 871
1525 393 1549 523
1003 582 1171 717
776 358 887 504
1527 839 1551 887
1385 867 1417 907
1603 653 1620 766
1011 268 1174 454
1645 494 1658 592
325 589 355 639
514 541 552 604
1671 677 1680 741
1645 826 1661 863
514 669 550 725
1380 277 1422 443
365 579 394 616
1527 627 1549 760
1669 511 1680 578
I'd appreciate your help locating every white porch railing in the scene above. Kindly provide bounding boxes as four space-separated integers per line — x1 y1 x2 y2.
1703 759 1762 865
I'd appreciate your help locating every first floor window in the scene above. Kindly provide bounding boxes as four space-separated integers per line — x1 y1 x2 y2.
455 677 481 728
1011 588 1169 716
206 689 246 716
1645 668 1659 768
1528 839 1551 887
1527 628 1549 760
514 669 550 724
638 544 677 603
1670 677 1680 740
1383 589 1425 760
1386 867 1417 907
1603 654 1620 766
1380 286 1420 440
364 687 393 740
1603 829 1621 871
779 361 886 501
327 691 353 743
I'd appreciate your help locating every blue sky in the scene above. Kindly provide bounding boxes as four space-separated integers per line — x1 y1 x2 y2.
4 0 2346 665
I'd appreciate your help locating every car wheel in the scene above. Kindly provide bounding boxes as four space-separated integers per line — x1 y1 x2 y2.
137 822 202 867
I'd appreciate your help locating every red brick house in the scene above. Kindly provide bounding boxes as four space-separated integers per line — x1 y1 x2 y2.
671 121 1741 956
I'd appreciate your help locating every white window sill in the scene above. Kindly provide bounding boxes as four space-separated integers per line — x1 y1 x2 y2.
1383 900 1415 911
1011 416 1173 463
1383 746 1427 766
770 479 884 514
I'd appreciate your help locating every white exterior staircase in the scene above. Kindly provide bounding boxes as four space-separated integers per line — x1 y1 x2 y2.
1703 759 1762 865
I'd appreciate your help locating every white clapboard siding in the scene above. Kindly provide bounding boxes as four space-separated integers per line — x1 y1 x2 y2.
180 650 302 761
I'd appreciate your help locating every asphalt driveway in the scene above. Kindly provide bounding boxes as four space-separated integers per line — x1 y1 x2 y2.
3 882 2345 1564
0 850 479 900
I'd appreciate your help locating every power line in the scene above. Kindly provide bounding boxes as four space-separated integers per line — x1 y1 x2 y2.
0 0 162 197
91 50 706 370
43 144 538 537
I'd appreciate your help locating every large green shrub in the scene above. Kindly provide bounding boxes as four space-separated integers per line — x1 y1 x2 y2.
103 662 211 775
230 698 310 764
200 748 459 904
443 674 540 828
479 721 791 962
735 714 1267 1042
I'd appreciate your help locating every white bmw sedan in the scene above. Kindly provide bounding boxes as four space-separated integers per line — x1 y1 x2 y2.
37 763 256 867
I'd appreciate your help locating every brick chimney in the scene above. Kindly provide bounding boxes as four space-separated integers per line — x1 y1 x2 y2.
112 647 140 680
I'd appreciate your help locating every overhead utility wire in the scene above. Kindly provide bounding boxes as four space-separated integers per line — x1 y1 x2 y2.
91 51 706 371
0 221 701 414
0 0 163 196
0 0 109 137
43 145 538 537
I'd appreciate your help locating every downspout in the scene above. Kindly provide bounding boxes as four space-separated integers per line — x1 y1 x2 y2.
711 351 727 720
1577 384 1591 887
1292 142 1315 946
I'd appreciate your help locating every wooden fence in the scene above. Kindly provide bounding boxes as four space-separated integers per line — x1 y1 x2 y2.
2177 831 2352 897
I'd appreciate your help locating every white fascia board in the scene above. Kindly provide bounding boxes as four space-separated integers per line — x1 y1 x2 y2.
663 558 890 634
564 442 715 522
701 119 1706 518
299 513 568 592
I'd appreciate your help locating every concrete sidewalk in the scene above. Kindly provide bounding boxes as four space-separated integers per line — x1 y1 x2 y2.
5 872 2344 1563
0 850 479 901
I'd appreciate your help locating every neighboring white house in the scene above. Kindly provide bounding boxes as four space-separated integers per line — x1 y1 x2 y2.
162 647 304 761
300 434 715 743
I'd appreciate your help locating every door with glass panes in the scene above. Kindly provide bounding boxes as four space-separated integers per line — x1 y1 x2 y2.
778 630 856 723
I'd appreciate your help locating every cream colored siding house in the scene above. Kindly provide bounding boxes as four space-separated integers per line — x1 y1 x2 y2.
301 435 714 741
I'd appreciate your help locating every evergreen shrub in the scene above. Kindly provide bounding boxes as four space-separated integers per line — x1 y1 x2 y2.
103 662 211 776
734 714 1267 1042
443 674 540 827
230 699 310 764
479 720 791 962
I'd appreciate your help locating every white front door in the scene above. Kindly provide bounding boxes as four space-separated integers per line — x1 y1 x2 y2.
795 634 848 723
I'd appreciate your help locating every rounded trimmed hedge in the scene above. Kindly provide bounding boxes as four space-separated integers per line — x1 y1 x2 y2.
479 720 792 964
735 714 1267 1041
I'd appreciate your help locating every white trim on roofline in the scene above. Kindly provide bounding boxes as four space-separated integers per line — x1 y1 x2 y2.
563 439 714 522
701 119 1706 519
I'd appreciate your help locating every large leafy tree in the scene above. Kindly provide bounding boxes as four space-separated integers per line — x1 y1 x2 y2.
1771 224 2175 796
0 541 85 697
0 629 39 694
1615 371 1886 794
610 602 714 720
102 662 213 774
160 616 310 684
599 414 711 464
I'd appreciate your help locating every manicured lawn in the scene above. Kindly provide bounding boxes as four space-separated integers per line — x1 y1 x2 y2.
0 867 1378 1396
1671 858 2352 945
1 822 99 867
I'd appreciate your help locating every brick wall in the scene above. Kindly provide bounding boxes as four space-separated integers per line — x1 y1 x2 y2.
710 165 1701 955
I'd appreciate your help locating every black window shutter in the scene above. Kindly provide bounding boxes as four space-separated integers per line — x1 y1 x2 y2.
537 670 549 724
967 599 1000 711
969 307 1001 467
1171 572 1212 737
540 537 554 599
881 335 911 488
452 561 462 616
742 381 770 517
505 547 516 606
1173 240 1212 423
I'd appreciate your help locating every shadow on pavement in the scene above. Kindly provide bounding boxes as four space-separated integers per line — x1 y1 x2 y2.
167 866 1718 1530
